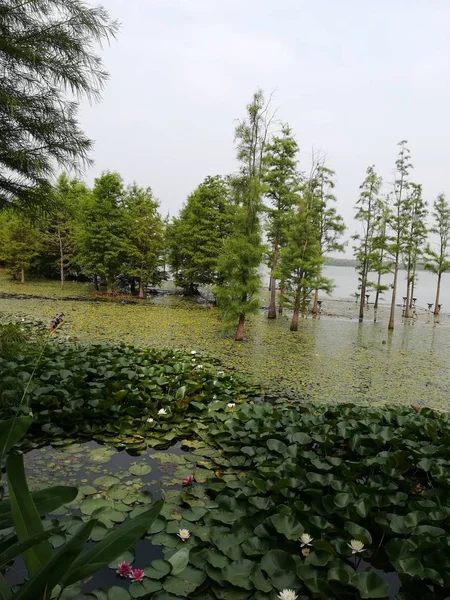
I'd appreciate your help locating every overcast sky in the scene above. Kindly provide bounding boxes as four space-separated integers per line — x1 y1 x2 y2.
79 0 450 254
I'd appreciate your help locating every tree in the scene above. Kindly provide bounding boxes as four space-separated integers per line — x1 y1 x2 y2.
124 185 164 298
372 195 391 315
424 194 450 315
168 176 234 295
0 0 118 208
216 90 274 341
40 174 89 285
352 166 382 321
0 208 43 282
387 140 413 331
263 124 300 319
402 183 427 317
75 172 127 293
310 161 345 314
279 189 326 331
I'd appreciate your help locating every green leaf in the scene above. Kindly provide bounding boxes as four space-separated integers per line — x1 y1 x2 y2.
0 573 12 600
129 463 152 476
168 547 190 575
108 551 134 569
269 513 304 540
6 452 52 577
250 566 272 593
266 439 287 453
352 571 390 599
129 579 162 598
144 559 172 579
261 550 296 576
175 386 186 400
0 416 31 459
12 520 96 600
0 486 77 529
62 499 163 586
222 559 254 590
163 576 199 596
107 587 131 600
334 493 352 508
0 528 58 568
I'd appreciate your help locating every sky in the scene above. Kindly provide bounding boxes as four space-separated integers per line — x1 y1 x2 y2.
79 0 450 255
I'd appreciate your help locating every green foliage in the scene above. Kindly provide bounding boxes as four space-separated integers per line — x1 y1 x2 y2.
424 194 450 311
216 90 272 339
168 176 234 294
0 0 118 208
263 124 300 318
123 184 165 295
0 209 44 281
0 341 257 448
352 166 383 318
75 172 128 291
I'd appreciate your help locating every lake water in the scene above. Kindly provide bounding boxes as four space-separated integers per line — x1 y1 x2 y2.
323 265 447 312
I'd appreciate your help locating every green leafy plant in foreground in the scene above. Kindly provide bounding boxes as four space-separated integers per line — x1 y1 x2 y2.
0 417 163 599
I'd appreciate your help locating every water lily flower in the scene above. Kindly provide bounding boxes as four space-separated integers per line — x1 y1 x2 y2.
182 474 194 485
217 370 224 375
158 408 167 415
277 590 297 600
129 568 145 582
191 350 196 354
177 528 190 541
227 403 236 409
300 533 313 547
348 539 365 554
116 562 132 577
301 547 310 557
146 417 154 423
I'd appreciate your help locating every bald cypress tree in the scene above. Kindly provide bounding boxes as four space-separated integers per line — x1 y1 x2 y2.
0 0 118 208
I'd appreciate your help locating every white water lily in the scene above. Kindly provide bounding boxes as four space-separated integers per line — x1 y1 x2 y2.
348 539 365 554
227 403 236 409
217 371 224 375
300 533 313 547
146 417 154 423
177 528 190 541
277 590 297 600
190 350 196 354
158 408 167 415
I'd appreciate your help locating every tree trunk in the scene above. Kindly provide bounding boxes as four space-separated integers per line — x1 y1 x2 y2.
106 274 114 295
94 274 99 292
139 279 145 299
359 280 366 322
130 279 136 295
20 268 25 284
405 267 412 318
290 292 300 331
268 237 278 319
57 222 64 288
388 260 399 330
278 281 284 315
434 272 442 315
235 314 245 341
311 288 319 316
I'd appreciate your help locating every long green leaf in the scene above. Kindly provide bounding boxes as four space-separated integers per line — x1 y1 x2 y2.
0 574 11 600
62 500 163 586
0 527 58 568
0 486 77 529
6 452 52 577
0 417 31 459
12 520 96 600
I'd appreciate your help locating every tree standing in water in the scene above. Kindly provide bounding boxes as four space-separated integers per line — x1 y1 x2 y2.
372 195 391 314
387 140 413 331
263 125 300 319
402 183 427 317
424 194 450 315
216 90 274 341
310 161 345 315
353 166 383 321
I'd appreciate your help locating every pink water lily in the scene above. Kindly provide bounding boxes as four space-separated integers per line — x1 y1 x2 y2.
129 568 145 582
183 474 194 485
116 561 132 577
